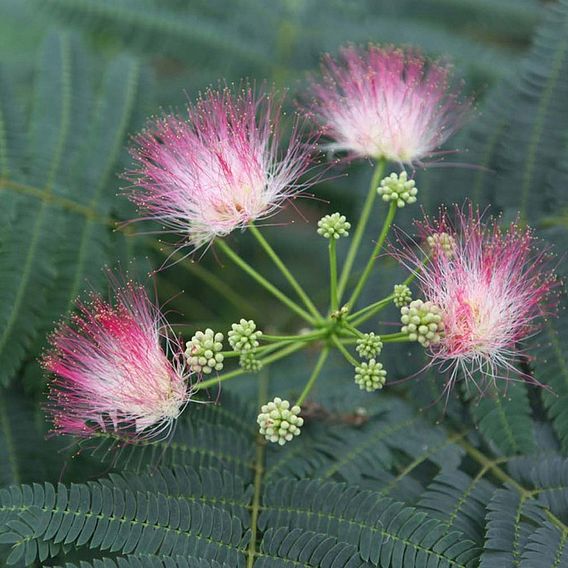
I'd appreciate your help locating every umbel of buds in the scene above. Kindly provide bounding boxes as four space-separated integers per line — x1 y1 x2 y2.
354 359 387 392
393 284 412 308
401 300 444 347
356 333 383 359
427 232 456 258
185 329 224 374
378 172 417 208
228 319 262 352
240 352 263 373
257 398 304 445
317 212 351 239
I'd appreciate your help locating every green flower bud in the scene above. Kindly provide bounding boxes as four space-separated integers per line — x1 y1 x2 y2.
378 171 417 207
240 352 263 373
356 332 383 359
427 232 456 259
317 212 351 239
354 359 387 392
185 329 224 374
228 319 262 352
400 300 444 347
257 397 303 445
393 284 413 308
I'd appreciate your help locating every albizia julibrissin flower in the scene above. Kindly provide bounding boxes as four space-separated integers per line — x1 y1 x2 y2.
42 281 190 441
126 88 315 252
398 207 558 387
308 45 470 164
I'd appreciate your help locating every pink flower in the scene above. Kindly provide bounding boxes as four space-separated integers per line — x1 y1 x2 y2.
308 45 470 164
42 280 190 441
399 206 557 387
126 87 314 252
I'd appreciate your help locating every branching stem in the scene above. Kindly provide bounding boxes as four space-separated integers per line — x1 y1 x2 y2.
337 159 386 302
216 239 316 325
348 200 397 308
296 347 330 406
249 223 321 321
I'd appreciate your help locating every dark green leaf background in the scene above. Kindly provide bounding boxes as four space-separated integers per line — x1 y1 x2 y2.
1 0 567 566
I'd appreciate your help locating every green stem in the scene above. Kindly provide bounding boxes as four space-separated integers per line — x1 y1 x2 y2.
221 351 241 358
339 332 410 345
348 201 397 308
337 159 387 302
329 238 338 312
152 241 259 317
196 341 307 391
262 330 327 343
249 224 321 321
296 347 330 406
342 321 365 339
221 342 290 358
331 335 359 366
347 257 427 327
216 239 316 325
349 295 394 326
381 332 411 343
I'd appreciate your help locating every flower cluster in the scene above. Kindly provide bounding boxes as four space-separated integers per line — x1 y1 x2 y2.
378 172 417 208
401 300 444 347
427 232 456 258
354 360 387 392
228 319 262 352
401 207 557 383
393 284 412 308
37 44 558 451
317 213 351 239
356 333 383 359
185 329 224 374
308 45 469 164
257 398 304 445
42 282 189 441
127 88 314 252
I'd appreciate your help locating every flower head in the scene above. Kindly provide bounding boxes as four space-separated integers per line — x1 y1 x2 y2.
308 45 469 164
185 329 224 374
228 319 262 352
42 281 190 441
356 332 383 359
393 284 412 308
317 212 351 239
378 172 418 208
399 206 558 386
258 397 304 445
354 359 387 392
127 87 315 251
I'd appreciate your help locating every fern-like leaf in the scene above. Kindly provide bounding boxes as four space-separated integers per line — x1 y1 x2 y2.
260 479 480 567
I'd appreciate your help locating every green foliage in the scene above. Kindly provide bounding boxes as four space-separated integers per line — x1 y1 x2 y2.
0 31 149 388
1 0 568 567
469 382 535 456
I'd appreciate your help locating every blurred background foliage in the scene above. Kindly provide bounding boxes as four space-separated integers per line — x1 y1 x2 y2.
1 0 568 566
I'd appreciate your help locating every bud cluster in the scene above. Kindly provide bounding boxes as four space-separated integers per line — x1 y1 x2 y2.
257 397 304 445
356 332 383 359
354 359 387 391
228 319 262 352
240 352 263 373
400 300 444 347
317 213 351 239
185 329 224 374
427 232 456 258
378 172 417 208
393 284 412 308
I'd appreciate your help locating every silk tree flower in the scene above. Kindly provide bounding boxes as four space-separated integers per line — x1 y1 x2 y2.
126 88 315 252
398 206 557 388
308 44 470 164
42 281 191 441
